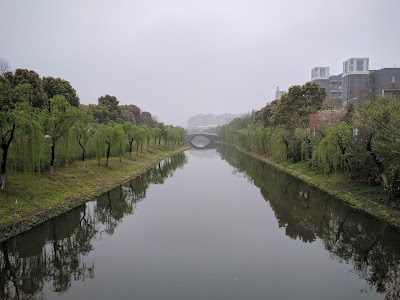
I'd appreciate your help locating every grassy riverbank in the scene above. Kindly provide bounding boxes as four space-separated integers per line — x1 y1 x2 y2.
0 146 189 241
231 145 400 230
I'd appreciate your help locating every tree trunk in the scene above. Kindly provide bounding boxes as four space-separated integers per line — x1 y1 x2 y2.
283 138 290 159
49 140 55 179
136 143 139 156
391 168 400 199
337 139 351 172
0 123 16 190
105 142 111 167
262 138 266 154
0 174 5 191
129 139 133 159
79 139 86 171
82 148 86 171
366 133 387 188
1 146 8 190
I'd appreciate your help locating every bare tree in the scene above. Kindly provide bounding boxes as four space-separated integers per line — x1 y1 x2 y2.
0 58 10 75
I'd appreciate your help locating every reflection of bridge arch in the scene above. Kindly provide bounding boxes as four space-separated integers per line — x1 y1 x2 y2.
184 133 219 149
188 148 217 158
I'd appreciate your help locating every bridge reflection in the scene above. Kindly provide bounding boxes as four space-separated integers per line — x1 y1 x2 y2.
188 148 217 159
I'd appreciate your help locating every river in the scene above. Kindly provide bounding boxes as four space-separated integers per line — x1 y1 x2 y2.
1 145 399 299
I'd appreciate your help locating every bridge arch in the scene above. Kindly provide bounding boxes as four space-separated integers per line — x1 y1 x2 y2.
184 133 219 149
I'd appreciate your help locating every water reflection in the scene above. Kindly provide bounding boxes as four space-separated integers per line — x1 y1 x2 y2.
0 153 187 300
2 147 400 299
217 144 400 299
188 149 217 159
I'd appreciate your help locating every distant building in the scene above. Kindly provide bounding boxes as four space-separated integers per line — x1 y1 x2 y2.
311 67 330 81
187 114 216 129
309 57 400 106
369 68 400 98
341 58 370 102
311 66 330 95
327 73 342 100
187 113 241 129
276 57 400 107
311 66 342 100
216 113 238 126
275 87 286 100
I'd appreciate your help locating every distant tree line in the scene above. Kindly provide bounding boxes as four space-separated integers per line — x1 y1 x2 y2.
219 81 400 200
0 58 186 191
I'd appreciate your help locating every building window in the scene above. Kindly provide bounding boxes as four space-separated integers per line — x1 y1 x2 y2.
344 62 348 73
392 76 396 83
320 68 325 77
357 60 364 71
350 60 354 72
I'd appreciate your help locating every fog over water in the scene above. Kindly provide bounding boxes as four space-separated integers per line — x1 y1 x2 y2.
1 0 400 126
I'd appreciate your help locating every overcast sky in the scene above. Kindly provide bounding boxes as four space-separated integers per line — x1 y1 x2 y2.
1 0 399 126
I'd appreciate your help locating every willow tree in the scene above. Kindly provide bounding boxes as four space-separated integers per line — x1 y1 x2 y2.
143 125 152 151
135 126 147 154
74 109 95 170
97 123 125 166
0 77 37 189
45 96 78 178
356 96 400 199
268 126 290 161
155 123 165 147
152 127 162 148
122 122 137 159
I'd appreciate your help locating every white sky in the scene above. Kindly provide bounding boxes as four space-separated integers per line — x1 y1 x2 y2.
1 0 399 126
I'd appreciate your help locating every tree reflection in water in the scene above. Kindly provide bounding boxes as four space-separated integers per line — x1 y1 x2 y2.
218 144 400 300
0 153 187 299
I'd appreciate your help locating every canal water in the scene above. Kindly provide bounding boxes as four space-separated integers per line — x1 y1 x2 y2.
1 145 400 299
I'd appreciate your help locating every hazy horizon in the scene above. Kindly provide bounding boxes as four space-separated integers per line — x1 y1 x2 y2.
2 0 400 126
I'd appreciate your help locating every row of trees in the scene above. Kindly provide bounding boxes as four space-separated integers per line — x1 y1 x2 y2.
0 62 186 191
219 81 400 200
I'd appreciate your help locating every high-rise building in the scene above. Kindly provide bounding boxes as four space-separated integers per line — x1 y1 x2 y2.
341 58 370 102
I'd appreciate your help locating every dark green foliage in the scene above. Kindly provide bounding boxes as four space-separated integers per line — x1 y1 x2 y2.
119 104 140 123
4 69 47 109
95 94 120 123
43 76 80 107
140 111 156 127
271 81 326 128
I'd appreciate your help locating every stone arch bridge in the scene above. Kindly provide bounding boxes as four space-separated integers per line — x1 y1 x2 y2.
184 133 219 149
